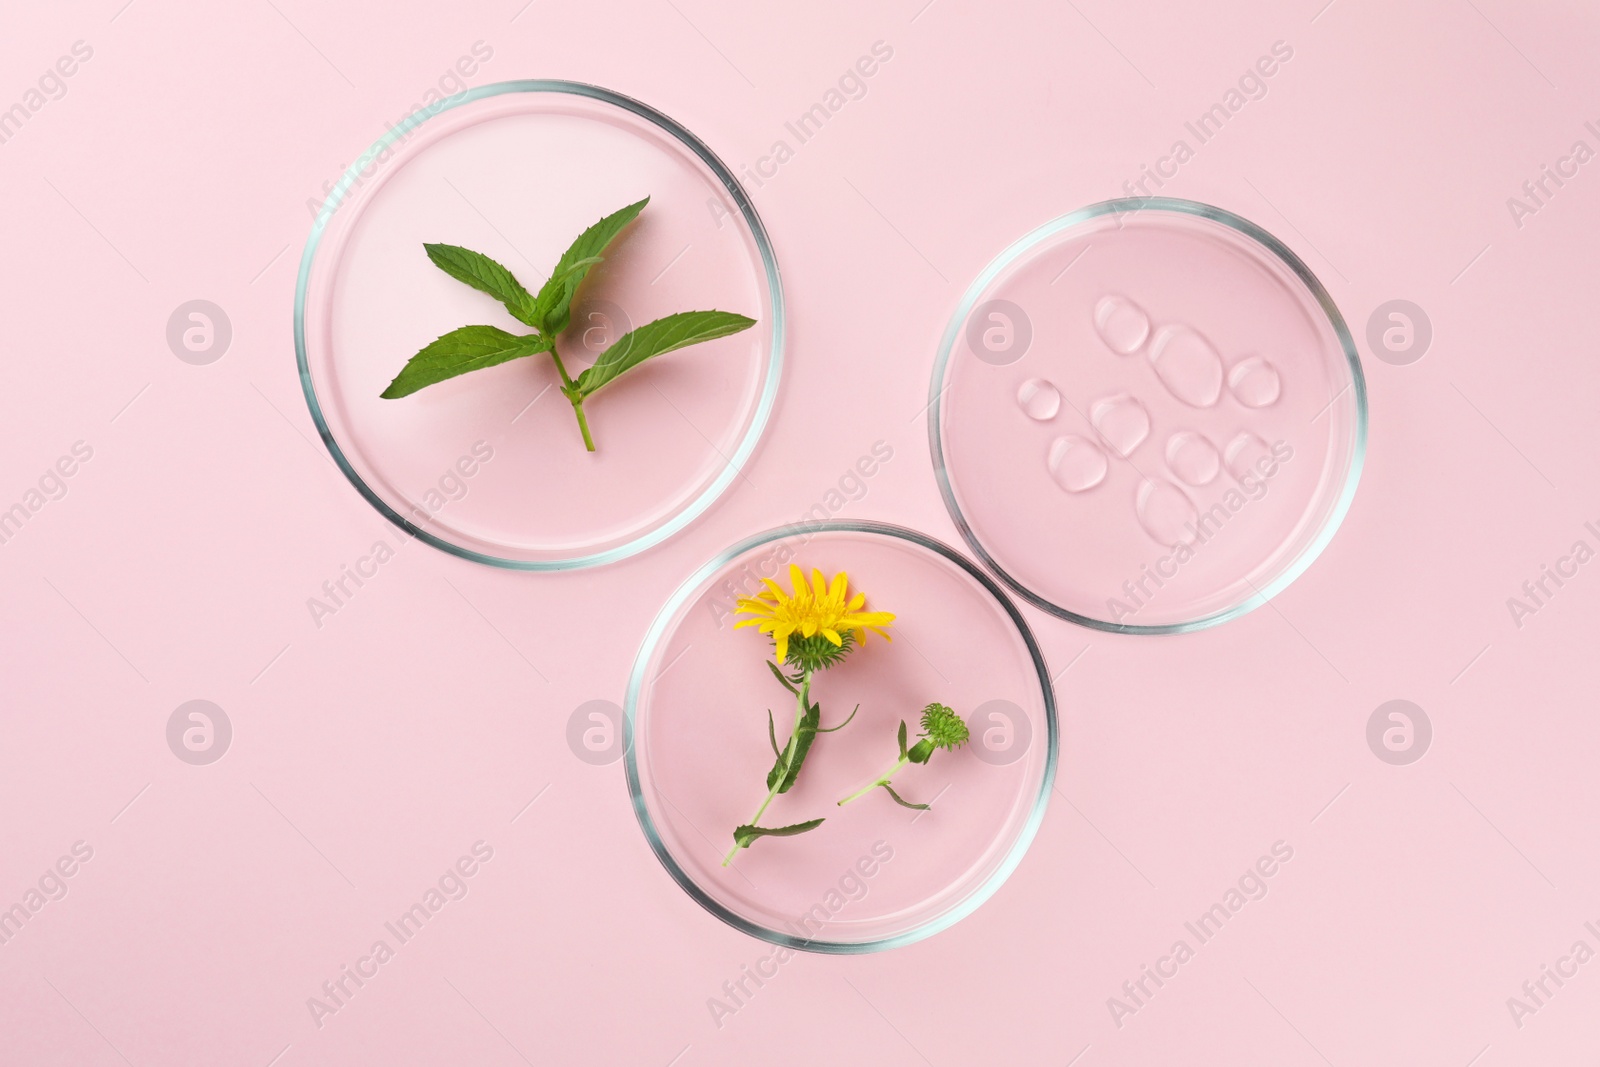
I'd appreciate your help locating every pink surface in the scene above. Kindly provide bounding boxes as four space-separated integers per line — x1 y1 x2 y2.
4 1 1600 1065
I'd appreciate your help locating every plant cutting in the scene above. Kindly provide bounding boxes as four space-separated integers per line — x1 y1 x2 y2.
380 196 756 452
723 565 895 865
838 703 970 809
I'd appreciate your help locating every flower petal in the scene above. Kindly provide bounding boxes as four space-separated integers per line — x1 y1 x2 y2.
810 568 829 602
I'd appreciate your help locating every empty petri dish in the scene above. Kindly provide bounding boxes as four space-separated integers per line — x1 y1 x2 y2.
625 521 1057 952
929 198 1367 633
295 81 782 569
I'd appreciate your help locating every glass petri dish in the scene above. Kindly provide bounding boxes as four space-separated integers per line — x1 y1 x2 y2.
295 81 782 569
930 198 1367 633
625 521 1057 953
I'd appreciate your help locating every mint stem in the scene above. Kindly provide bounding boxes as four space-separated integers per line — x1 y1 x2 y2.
545 345 597 452
571 398 595 452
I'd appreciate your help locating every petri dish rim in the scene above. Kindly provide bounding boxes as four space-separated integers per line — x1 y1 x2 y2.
623 519 1060 954
293 79 785 571
928 196 1369 636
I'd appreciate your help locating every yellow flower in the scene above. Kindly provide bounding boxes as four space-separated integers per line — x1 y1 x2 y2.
734 564 895 666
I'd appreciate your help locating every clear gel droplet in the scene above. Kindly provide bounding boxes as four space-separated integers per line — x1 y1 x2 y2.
1224 432 1274 482
1166 431 1220 486
1016 378 1061 421
1094 294 1150 355
1149 325 1224 407
1090 393 1150 458
1228 356 1282 408
1047 435 1108 493
1136 479 1199 547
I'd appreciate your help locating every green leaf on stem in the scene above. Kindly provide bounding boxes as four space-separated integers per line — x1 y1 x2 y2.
816 703 859 733
766 659 800 695
881 783 929 810
552 255 603 283
574 310 756 398
380 325 551 399
777 700 822 794
767 699 824 795
765 737 790 793
531 197 649 334
423 243 540 327
733 819 825 849
767 710 781 760
897 720 908 760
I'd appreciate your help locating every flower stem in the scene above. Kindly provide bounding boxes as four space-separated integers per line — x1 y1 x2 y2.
724 668 811 866
838 756 908 806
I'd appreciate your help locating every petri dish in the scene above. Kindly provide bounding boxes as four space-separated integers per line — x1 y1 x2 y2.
625 521 1057 953
930 198 1367 633
295 81 782 569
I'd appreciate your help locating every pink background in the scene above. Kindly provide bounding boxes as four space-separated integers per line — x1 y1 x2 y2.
2 1 1598 1064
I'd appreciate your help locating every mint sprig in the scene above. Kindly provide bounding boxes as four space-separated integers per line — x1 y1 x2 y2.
381 197 757 453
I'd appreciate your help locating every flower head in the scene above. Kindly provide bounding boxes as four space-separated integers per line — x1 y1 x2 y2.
734 564 894 669
919 702 970 751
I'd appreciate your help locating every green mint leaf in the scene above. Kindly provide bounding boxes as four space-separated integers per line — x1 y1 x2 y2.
423 244 539 327
881 783 929 810
551 255 603 283
531 197 649 334
380 325 549 399
733 819 825 848
575 310 757 398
